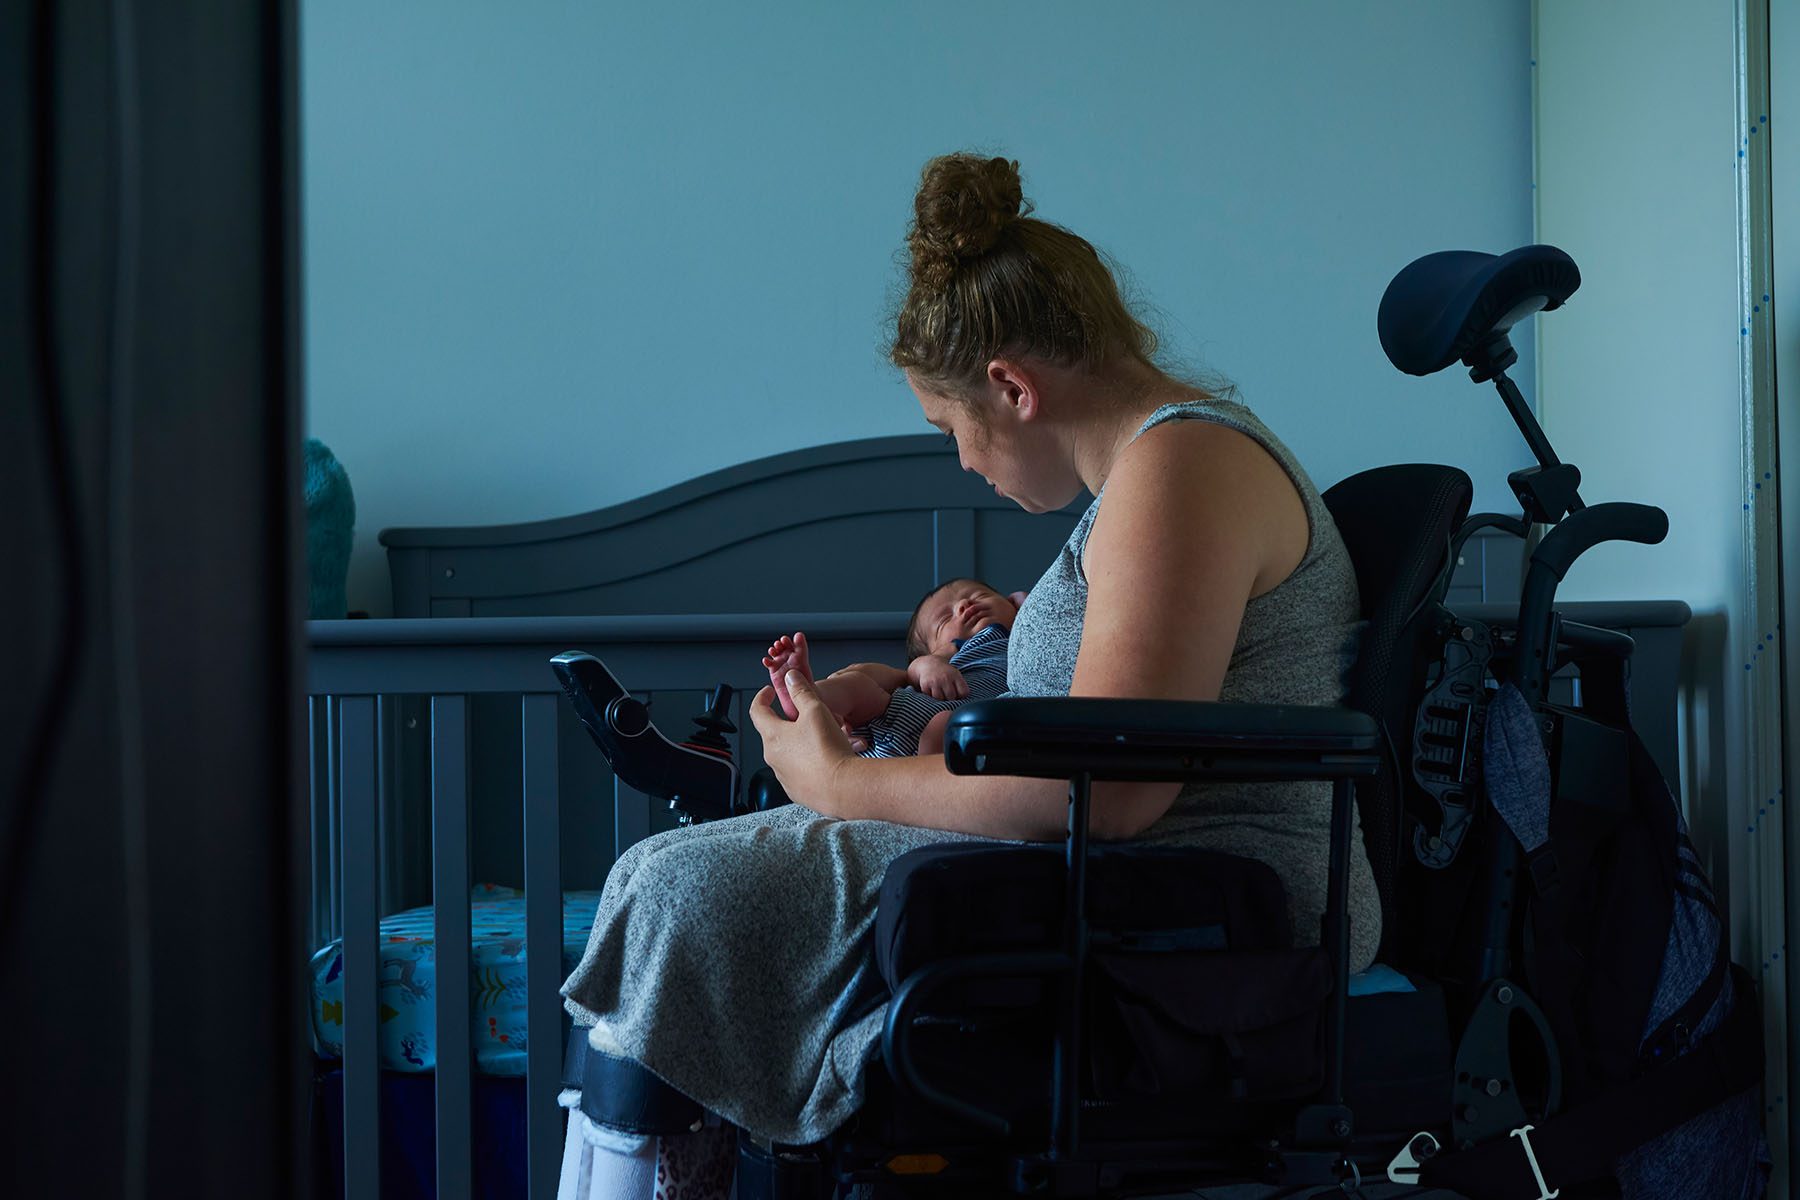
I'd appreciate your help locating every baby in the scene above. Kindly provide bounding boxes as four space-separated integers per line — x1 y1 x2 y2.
763 578 1024 758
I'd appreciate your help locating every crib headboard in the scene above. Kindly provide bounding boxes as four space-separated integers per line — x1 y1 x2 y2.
380 435 1084 618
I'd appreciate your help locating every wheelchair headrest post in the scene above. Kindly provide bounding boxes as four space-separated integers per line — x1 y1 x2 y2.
1487 370 1586 518
1464 332 1519 384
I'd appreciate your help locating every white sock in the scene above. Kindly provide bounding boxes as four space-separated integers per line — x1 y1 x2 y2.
559 1111 657 1200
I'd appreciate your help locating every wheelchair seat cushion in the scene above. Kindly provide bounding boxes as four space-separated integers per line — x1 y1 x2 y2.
875 842 1293 1000
1378 245 1580 376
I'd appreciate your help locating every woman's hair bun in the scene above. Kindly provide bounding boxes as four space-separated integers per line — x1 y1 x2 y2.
908 154 1032 289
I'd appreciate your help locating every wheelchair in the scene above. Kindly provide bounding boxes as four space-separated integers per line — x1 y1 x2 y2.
552 246 1759 1199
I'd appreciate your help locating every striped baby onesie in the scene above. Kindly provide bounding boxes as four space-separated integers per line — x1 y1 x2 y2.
855 623 1009 758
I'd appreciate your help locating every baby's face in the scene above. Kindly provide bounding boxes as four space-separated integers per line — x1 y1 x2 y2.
914 582 1017 659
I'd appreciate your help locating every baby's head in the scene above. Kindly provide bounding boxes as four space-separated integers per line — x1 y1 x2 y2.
905 578 1021 660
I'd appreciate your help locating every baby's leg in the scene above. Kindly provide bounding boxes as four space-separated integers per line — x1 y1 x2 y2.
915 710 953 758
815 669 894 728
764 632 892 728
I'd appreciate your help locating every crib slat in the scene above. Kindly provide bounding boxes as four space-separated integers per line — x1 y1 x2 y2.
339 695 381 1200
736 683 768 795
432 695 473 1200
932 507 977 584
521 694 563 1200
309 697 332 947
613 689 654 856
378 695 399 915
326 695 343 943
614 773 652 858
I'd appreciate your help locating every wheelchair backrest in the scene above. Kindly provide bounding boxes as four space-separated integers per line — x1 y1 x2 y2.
1322 464 1472 963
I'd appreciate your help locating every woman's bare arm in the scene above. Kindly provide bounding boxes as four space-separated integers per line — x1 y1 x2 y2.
1069 418 1306 837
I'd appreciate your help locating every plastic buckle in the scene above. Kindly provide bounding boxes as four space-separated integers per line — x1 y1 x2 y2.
1526 847 1561 896
1510 1123 1559 1199
1386 1131 1438 1184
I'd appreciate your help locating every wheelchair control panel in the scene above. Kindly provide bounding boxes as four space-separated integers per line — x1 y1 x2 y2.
550 651 740 824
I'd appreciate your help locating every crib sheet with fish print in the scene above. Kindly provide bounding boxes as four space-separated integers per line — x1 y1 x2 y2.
310 883 602 1076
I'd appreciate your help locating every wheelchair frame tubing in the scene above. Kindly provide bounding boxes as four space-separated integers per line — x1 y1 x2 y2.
1473 557 1561 989
1323 775 1352 1109
1057 770 1093 1159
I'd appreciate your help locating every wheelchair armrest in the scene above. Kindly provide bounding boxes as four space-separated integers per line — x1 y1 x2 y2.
943 697 1381 782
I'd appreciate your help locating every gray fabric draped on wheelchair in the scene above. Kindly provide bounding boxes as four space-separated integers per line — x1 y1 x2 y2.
556 246 1766 1199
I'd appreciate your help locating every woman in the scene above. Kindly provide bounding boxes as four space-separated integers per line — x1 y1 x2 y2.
557 153 1378 1198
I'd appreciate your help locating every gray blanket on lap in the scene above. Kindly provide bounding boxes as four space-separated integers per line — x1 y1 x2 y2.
562 803 1003 1142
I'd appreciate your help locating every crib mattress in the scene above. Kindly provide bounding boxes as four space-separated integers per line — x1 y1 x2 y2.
311 883 602 1076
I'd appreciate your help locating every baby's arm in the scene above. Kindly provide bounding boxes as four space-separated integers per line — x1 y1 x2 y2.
907 654 967 700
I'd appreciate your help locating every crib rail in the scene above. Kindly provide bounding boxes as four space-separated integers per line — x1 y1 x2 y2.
306 613 907 1200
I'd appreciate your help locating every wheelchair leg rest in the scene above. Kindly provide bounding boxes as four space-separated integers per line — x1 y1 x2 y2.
569 1033 706 1137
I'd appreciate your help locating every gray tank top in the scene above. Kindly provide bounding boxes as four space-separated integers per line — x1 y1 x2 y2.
1006 396 1381 971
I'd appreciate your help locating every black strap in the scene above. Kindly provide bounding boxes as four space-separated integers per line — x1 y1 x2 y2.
563 1025 705 1136
1420 964 1763 1198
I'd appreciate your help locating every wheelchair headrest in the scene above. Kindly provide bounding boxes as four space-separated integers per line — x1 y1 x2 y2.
1378 245 1580 377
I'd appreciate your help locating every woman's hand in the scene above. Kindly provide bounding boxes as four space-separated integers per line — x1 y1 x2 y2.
749 669 862 817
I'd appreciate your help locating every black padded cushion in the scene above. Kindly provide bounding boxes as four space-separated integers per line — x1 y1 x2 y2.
852 976 1453 1147
1378 245 1579 376
1341 977 1456 1131
876 843 1292 998
1323 464 1472 962
876 843 1334 1117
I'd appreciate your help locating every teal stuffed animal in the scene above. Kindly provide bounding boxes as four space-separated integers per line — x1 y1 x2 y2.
303 437 356 618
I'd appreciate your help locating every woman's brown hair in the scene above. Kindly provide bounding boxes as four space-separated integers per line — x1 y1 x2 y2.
890 153 1161 401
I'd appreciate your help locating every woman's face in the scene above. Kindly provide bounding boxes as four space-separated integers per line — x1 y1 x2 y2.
911 372 1069 513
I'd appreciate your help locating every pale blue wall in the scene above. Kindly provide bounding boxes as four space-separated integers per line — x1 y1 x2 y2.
1535 5 1781 1142
302 0 1535 615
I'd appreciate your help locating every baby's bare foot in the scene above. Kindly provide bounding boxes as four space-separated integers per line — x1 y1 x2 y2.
761 631 814 719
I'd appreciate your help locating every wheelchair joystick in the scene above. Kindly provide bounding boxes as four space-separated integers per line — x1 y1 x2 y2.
685 684 737 756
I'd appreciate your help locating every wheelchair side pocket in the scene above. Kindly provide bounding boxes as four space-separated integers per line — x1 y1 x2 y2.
1087 946 1331 1103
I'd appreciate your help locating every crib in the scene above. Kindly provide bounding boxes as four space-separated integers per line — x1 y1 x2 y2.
303 434 1689 1199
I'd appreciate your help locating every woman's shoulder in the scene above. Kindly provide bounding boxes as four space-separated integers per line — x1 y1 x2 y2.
1113 406 1301 518
1127 394 1285 463
1103 407 1311 598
